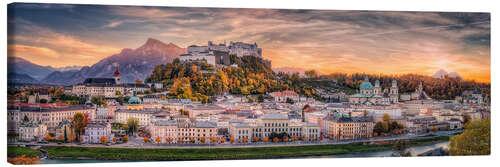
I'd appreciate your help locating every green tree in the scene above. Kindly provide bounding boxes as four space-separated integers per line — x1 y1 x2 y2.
257 95 265 103
72 112 86 140
23 115 29 122
127 117 139 135
448 118 490 155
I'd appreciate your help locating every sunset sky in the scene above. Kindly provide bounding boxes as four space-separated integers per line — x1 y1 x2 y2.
7 3 491 82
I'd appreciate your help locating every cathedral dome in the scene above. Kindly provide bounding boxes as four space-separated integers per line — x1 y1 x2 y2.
360 81 374 89
128 96 142 105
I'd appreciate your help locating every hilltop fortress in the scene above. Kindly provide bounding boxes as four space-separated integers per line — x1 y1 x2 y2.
180 41 270 67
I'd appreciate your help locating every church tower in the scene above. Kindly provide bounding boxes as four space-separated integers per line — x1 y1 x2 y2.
418 81 423 92
113 67 121 84
374 79 382 95
390 80 399 103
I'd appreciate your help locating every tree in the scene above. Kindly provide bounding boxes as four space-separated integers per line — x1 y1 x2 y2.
319 135 324 141
230 137 235 143
210 136 217 143
57 135 63 141
200 136 206 143
382 113 391 122
449 118 490 155
72 112 86 141
7 154 40 165
143 137 149 143
257 95 264 103
166 137 173 143
122 136 129 143
253 136 259 142
219 138 225 144
127 117 139 135
155 137 161 143
263 137 269 142
273 137 279 143
374 122 384 134
283 136 289 142
242 137 248 143
112 137 117 143
44 134 52 141
301 136 306 141
115 91 122 96
189 137 195 143
99 136 107 144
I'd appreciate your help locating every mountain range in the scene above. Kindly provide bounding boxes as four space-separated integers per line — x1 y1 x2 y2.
8 38 187 85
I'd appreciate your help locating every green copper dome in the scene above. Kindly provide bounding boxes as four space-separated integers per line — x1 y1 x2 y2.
128 96 142 105
360 81 373 89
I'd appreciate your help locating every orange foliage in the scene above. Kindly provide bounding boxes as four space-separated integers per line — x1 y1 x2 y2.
7 155 39 165
230 137 235 143
263 137 269 142
200 136 206 143
273 137 279 143
44 134 52 141
143 137 149 143
122 136 129 143
155 137 161 143
253 136 259 142
99 136 107 144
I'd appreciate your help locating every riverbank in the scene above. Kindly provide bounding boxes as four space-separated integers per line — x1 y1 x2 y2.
7 146 42 158
36 136 449 161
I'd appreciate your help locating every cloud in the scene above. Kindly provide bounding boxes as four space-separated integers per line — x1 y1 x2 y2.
8 5 491 82
8 19 121 67
8 44 60 58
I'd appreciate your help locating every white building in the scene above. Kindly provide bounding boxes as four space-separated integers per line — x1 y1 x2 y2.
228 113 320 143
150 120 218 143
18 122 48 142
114 109 170 126
82 121 113 144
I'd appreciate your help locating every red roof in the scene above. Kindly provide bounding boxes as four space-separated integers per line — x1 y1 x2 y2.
271 90 298 97
113 67 121 77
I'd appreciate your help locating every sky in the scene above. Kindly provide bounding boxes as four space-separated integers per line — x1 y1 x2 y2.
7 3 491 82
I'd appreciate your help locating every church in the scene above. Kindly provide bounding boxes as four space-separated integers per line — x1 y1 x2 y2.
71 67 150 98
349 76 399 105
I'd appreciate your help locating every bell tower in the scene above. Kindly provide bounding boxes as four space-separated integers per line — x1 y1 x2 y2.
113 67 121 84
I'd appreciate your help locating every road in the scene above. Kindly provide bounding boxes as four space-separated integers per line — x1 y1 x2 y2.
9 130 462 149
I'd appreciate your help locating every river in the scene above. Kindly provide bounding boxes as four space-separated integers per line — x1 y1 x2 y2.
39 141 450 164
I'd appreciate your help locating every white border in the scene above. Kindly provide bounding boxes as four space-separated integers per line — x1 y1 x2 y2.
1 0 498 167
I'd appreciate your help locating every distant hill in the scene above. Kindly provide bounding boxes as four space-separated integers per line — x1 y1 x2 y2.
7 57 56 81
41 38 187 85
7 72 38 84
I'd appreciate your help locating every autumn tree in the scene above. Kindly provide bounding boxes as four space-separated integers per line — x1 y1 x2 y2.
301 136 307 141
449 118 490 155
283 136 289 142
112 137 117 143
263 137 269 142
7 155 40 165
166 137 173 143
57 135 63 141
127 117 139 135
122 136 129 143
219 138 225 144
273 137 279 143
210 136 217 143
143 137 149 143
242 137 248 143
190 137 196 143
230 137 235 143
44 134 52 141
72 112 86 140
200 136 206 143
99 136 107 144
253 136 259 142
155 137 161 143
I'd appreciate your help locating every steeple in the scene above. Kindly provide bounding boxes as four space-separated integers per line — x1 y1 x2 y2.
113 66 121 84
